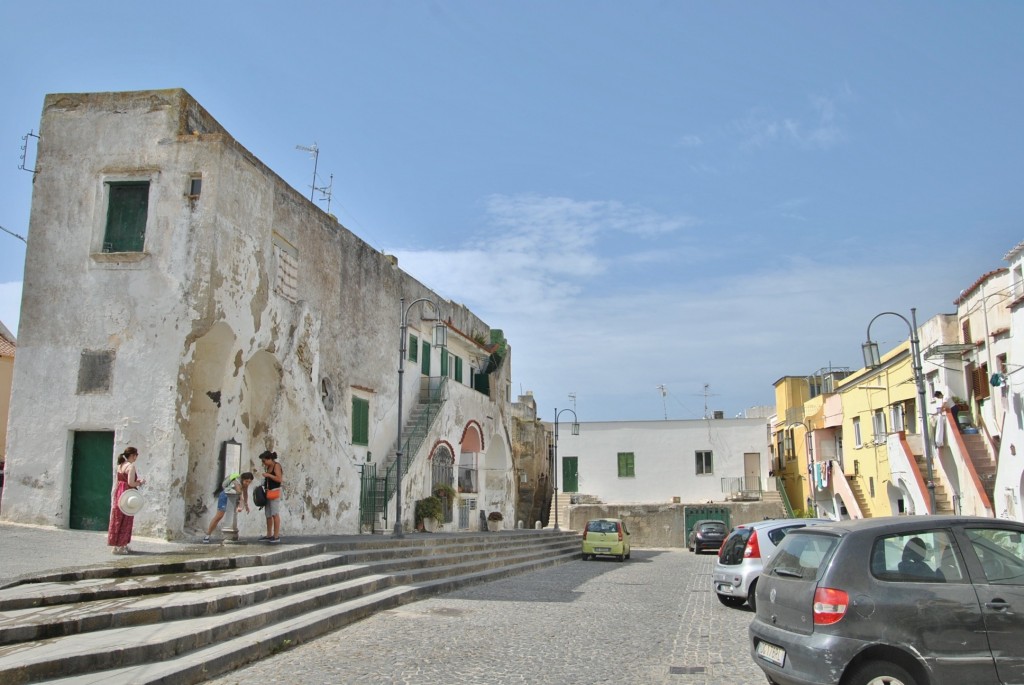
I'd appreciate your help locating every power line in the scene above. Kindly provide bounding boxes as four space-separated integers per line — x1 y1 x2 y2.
0 224 26 243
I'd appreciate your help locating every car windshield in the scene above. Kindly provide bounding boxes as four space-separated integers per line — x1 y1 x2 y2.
587 520 619 534
699 522 727 533
766 532 838 581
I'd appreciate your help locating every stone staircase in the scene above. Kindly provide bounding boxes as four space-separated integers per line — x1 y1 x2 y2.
0 531 580 685
960 432 997 506
848 478 873 517
546 492 602 530
912 452 954 514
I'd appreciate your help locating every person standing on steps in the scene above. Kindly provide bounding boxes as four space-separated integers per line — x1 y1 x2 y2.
259 450 283 543
203 471 253 543
108 446 145 554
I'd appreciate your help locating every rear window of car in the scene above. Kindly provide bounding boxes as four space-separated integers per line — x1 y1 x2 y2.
767 524 805 546
699 522 727 533
719 528 751 564
870 530 962 583
587 520 619 534
766 532 838 581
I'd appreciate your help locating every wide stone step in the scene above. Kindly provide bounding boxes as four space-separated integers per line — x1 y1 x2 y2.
0 532 581 685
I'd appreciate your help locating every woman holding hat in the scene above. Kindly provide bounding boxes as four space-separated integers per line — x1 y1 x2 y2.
259 450 283 543
108 446 145 554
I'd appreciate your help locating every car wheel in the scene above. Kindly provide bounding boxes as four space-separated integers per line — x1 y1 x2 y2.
847 660 917 685
746 581 757 611
618 551 626 562
716 593 745 608
626 548 631 559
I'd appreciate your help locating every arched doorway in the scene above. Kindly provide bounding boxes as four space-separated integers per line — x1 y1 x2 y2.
431 444 455 523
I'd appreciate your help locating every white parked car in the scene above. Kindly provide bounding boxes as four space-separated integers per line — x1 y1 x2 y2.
712 518 829 610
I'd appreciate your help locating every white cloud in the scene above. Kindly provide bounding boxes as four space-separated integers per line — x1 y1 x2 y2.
736 89 850 151
388 193 952 420
0 281 22 337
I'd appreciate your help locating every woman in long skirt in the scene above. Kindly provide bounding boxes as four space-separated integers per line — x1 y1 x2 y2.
108 446 145 554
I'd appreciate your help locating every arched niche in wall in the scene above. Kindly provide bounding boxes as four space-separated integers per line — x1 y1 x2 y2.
242 350 284 454
458 421 484 493
183 322 237 527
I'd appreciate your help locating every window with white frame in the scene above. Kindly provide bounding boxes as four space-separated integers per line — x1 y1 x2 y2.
853 417 862 448
873 410 887 444
890 403 905 433
695 450 713 475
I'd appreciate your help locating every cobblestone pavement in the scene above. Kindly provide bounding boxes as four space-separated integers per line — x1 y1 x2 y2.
206 548 767 685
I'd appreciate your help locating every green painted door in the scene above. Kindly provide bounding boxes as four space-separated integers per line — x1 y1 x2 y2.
562 457 579 493
70 431 115 531
421 340 430 375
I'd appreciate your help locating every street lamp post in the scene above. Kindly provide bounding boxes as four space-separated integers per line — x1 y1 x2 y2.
862 308 937 513
552 407 580 531
395 297 446 538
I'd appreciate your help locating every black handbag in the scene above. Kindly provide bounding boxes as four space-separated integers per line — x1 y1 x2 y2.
253 485 267 508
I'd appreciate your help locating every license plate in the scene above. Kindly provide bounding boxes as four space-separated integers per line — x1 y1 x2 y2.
756 640 786 667
594 547 610 553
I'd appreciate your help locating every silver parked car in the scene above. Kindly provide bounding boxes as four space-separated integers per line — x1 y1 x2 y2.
713 518 829 610
749 516 1024 685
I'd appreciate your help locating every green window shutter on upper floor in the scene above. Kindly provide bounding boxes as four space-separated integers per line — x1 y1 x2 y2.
454 356 463 383
409 335 418 362
352 397 369 446
617 452 635 478
441 348 449 377
104 182 149 252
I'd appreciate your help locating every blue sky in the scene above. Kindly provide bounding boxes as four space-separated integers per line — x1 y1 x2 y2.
0 2 1021 421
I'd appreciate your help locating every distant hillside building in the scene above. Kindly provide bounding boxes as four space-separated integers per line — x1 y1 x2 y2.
2 89 515 539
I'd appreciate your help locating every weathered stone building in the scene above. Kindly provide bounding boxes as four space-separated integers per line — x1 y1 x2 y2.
1 89 515 540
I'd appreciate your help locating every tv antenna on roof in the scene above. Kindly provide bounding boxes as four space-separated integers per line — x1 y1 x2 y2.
656 385 668 420
295 143 320 202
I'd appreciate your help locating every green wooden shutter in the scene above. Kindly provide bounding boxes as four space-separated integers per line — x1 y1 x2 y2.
617 452 635 477
408 335 418 362
352 397 369 446
104 182 149 252
440 348 449 377
421 340 430 375
454 356 463 383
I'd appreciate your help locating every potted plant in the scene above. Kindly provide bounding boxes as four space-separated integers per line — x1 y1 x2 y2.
487 510 503 532
433 482 457 501
415 496 443 533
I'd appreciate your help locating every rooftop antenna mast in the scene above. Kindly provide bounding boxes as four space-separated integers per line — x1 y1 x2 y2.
295 143 319 201
702 383 714 419
316 173 334 213
656 385 668 420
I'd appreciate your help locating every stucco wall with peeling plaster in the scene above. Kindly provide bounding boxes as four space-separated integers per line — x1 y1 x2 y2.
2 89 515 539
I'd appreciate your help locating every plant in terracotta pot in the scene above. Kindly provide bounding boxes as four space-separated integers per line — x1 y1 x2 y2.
487 510 503 532
415 496 444 532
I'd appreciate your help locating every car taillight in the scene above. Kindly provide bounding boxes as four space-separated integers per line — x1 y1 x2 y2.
744 531 761 559
813 587 849 625
618 529 623 542
582 529 588 540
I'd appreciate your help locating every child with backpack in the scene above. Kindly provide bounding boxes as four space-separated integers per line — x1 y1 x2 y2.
203 471 254 543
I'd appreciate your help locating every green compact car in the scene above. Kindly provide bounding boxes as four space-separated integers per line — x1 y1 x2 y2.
582 518 631 561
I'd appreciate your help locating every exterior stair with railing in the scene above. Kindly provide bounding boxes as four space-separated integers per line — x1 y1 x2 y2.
0 530 581 685
360 377 448 530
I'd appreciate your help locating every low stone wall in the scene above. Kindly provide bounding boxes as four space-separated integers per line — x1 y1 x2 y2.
568 501 787 548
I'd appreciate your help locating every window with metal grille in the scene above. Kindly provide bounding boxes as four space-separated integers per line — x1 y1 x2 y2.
431 445 455 523
103 182 149 252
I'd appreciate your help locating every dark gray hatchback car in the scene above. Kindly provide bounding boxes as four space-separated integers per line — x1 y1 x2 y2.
749 516 1024 685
